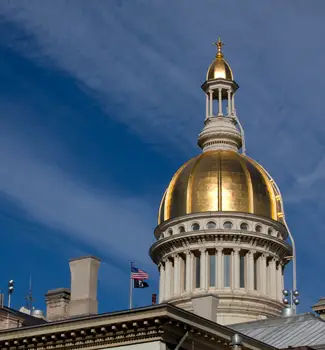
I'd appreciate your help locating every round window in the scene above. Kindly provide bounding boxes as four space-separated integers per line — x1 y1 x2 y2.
240 222 248 230
223 221 233 229
192 223 200 231
255 225 262 233
206 221 216 229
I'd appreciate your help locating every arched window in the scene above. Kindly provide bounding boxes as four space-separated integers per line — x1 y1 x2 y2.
223 221 233 229
240 222 248 230
178 226 185 233
168 229 173 236
255 225 262 233
268 228 273 235
206 221 216 229
192 223 200 231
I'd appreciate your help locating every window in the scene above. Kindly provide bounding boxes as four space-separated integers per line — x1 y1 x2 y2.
255 225 262 233
192 223 200 231
224 253 231 287
268 228 273 235
223 221 233 229
240 254 245 288
240 222 248 230
209 254 216 287
168 229 173 236
178 226 185 233
195 255 200 288
206 221 216 229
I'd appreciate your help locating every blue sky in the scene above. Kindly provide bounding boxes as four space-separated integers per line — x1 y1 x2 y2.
0 1 325 314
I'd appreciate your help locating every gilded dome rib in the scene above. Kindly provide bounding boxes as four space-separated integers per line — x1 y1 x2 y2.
164 160 189 222
158 150 283 224
237 154 254 213
158 190 166 224
186 155 200 214
245 156 277 221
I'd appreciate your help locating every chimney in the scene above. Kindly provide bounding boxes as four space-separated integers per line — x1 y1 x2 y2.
45 288 70 321
312 297 325 320
68 256 101 317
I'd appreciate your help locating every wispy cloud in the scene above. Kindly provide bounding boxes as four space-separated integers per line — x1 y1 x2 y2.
0 104 156 269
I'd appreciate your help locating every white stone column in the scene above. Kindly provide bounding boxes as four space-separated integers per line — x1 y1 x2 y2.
276 262 283 301
233 249 240 289
205 249 209 289
217 248 223 289
165 259 171 299
209 90 213 117
218 88 222 116
231 92 235 115
205 94 209 119
259 254 267 296
173 254 181 297
269 258 277 299
200 248 207 290
247 251 255 291
227 89 232 116
185 251 191 293
159 263 165 303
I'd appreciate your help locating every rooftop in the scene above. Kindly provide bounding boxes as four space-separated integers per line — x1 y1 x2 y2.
230 313 325 349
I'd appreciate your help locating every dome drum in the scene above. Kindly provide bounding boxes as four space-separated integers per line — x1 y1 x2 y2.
153 211 289 243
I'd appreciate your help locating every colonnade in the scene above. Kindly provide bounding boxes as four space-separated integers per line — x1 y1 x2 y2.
158 248 284 303
205 88 236 119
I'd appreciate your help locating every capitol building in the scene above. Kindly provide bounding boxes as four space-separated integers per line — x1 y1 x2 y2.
0 41 325 350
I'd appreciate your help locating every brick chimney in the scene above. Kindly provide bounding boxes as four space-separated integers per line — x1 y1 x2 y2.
45 288 70 321
68 256 101 317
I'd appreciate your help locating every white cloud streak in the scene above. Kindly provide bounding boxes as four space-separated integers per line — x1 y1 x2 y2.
0 117 156 268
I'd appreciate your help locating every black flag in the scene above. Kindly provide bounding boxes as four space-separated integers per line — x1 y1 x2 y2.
134 279 149 288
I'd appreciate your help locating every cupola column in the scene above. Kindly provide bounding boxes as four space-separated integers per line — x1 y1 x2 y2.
232 92 236 115
218 88 223 116
227 89 232 116
205 94 209 120
209 90 213 117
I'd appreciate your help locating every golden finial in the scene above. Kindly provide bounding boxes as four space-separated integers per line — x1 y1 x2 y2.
214 37 224 58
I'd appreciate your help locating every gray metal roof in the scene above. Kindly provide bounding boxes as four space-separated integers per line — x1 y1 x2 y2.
230 313 325 349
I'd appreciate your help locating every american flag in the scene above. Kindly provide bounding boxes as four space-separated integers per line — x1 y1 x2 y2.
131 264 149 280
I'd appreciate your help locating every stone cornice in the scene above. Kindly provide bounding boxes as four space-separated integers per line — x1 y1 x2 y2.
0 304 277 350
150 229 291 264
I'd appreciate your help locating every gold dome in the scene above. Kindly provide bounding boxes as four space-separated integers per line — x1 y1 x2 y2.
206 38 233 81
158 150 284 224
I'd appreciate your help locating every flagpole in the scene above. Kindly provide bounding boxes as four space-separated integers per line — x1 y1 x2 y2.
129 262 133 309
